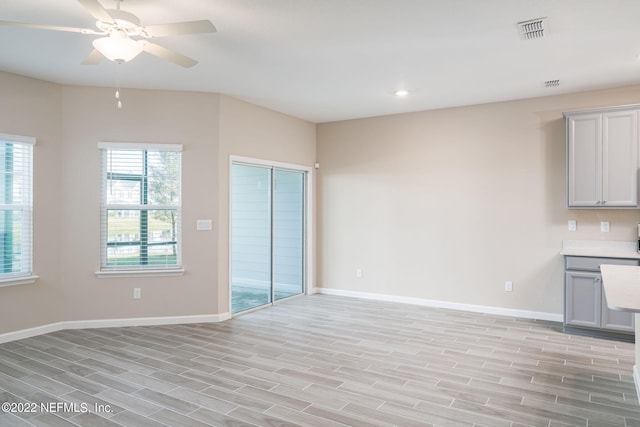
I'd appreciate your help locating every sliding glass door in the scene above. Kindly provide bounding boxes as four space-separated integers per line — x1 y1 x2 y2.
231 163 305 313
272 169 305 301
231 164 272 312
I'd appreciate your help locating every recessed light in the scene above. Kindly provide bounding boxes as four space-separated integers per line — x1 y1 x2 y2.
395 90 409 97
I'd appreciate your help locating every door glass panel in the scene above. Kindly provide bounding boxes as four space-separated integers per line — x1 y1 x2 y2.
231 164 272 313
273 169 304 301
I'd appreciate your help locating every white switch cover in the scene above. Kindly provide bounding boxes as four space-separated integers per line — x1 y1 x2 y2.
133 288 141 299
356 268 363 278
568 220 577 231
601 221 610 233
197 219 213 231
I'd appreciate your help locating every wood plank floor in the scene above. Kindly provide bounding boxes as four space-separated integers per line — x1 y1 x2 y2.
0 294 639 426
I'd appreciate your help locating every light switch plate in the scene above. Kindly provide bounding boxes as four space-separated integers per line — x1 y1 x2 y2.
568 220 577 231
600 221 610 233
196 219 213 231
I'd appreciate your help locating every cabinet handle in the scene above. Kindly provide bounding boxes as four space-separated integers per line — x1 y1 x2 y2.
596 277 601 282
596 201 601 204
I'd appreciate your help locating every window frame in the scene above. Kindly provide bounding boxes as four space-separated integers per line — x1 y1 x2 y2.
96 142 184 278
0 133 37 288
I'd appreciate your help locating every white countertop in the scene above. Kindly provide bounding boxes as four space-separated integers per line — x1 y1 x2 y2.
600 264 640 312
561 240 640 259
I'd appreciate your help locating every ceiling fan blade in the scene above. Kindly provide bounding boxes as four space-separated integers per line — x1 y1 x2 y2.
143 20 216 37
0 20 100 34
141 42 198 68
81 49 103 65
77 0 114 23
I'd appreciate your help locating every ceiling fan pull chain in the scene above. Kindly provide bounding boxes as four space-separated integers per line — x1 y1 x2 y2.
115 62 122 109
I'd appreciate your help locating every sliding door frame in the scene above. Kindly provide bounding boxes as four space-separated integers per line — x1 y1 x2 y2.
229 155 314 315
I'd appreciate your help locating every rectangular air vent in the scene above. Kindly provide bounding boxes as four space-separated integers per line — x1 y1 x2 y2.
517 17 547 40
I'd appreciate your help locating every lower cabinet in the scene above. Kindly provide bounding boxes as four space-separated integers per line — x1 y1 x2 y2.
564 256 637 335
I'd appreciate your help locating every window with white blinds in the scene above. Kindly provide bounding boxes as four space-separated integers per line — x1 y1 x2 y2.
0 133 35 284
99 142 182 272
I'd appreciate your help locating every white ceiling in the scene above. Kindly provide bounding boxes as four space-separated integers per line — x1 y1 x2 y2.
2 0 640 123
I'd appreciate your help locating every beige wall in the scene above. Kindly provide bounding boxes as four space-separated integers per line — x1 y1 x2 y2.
0 72 315 336
317 85 640 316
59 86 220 322
216 95 317 313
0 72 64 332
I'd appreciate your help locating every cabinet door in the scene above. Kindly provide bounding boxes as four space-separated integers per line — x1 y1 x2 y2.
565 271 601 328
601 293 635 332
567 113 602 207
602 110 638 207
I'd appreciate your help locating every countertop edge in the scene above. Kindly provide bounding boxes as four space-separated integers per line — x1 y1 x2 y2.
561 240 640 259
600 264 640 313
560 250 640 259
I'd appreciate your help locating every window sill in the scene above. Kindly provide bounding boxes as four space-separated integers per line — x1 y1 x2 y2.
0 275 39 288
95 269 185 279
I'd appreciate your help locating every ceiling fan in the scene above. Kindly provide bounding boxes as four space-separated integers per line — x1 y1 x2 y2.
0 0 216 68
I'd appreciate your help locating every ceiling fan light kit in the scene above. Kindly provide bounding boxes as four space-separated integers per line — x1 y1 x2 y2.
92 32 143 63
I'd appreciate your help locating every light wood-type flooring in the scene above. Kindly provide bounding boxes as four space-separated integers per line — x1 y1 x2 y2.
0 294 639 426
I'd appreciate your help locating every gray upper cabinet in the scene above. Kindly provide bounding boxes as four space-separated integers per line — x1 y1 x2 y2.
565 106 639 208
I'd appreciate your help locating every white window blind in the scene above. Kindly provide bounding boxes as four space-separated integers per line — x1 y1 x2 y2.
0 133 34 281
99 142 182 271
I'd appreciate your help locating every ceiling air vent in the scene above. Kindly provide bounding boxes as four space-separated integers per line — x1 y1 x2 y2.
544 79 560 88
517 17 547 40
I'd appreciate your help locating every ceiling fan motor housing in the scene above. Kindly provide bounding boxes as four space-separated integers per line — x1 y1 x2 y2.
96 9 145 36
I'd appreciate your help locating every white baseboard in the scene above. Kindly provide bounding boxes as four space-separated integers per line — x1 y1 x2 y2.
0 322 66 345
316 288 563 322
62 313 232 330
0 312 232 344
0 289 563 344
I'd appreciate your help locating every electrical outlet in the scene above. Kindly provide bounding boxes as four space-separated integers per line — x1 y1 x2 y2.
356 268 363 278
133 288 141 299
568 220 577 231
600 221 610 233
505 281 513 292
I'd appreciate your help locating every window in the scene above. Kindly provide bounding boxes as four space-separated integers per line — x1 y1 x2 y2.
98 142 182 274
0 133 35 286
